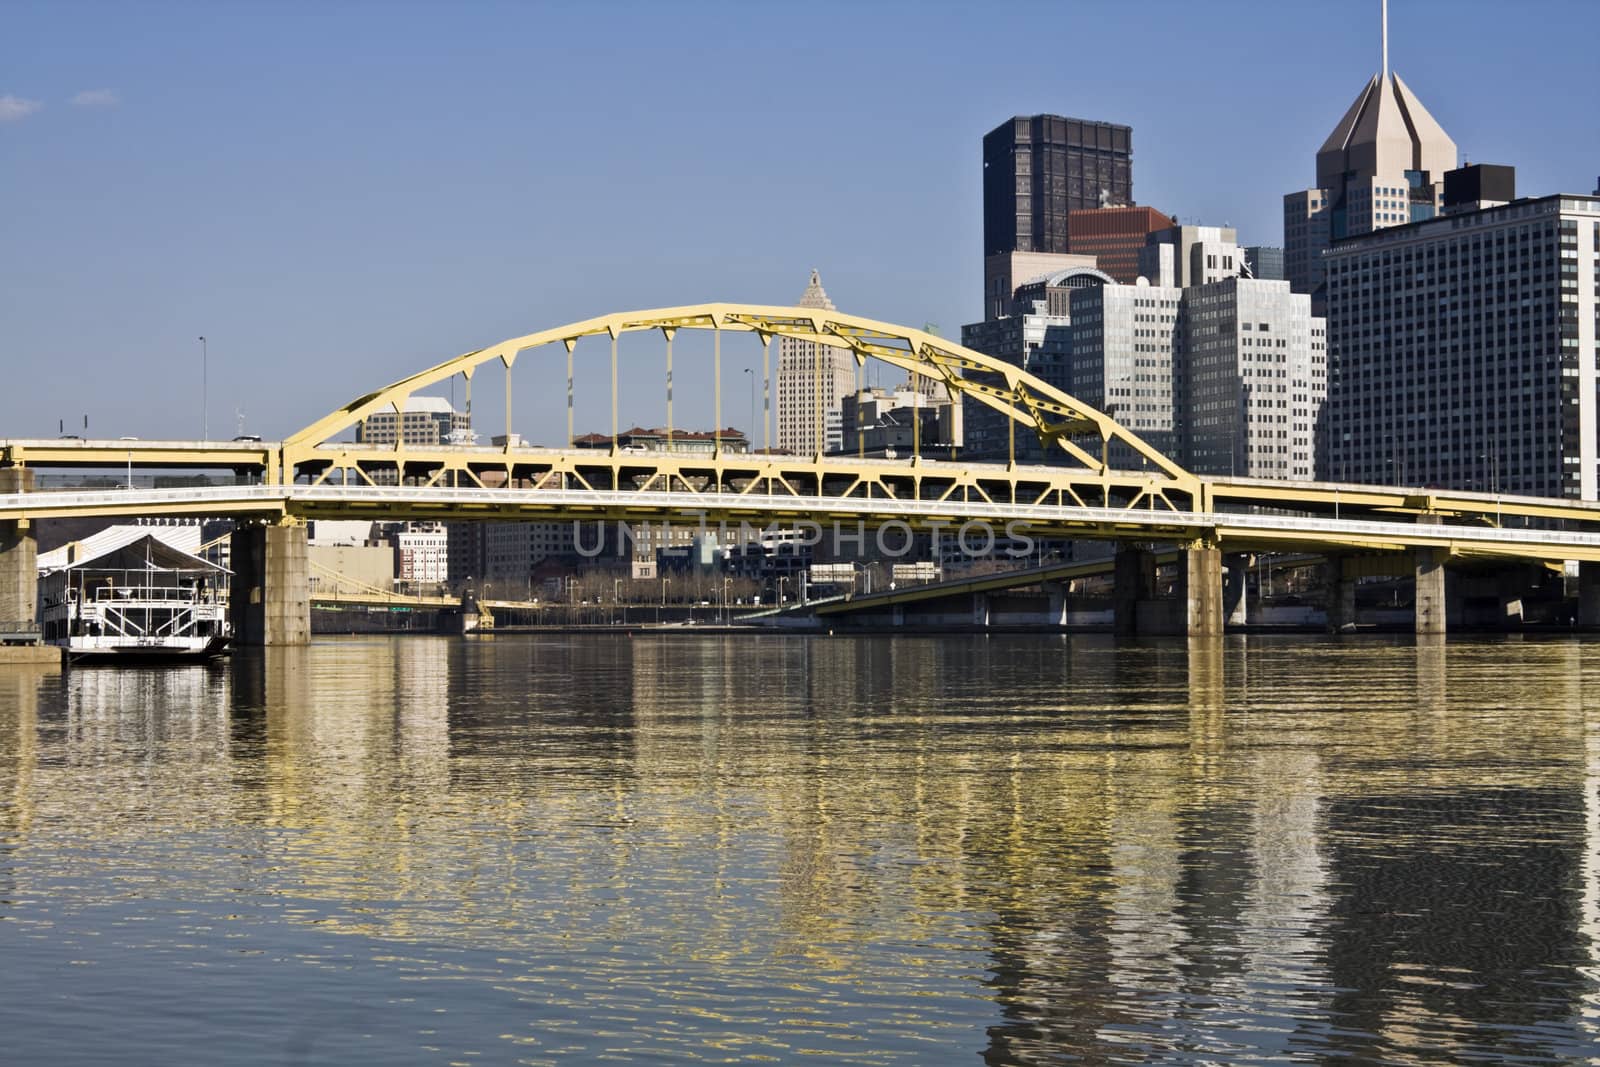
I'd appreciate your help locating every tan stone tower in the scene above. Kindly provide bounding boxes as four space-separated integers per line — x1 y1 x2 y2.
775 271 857 455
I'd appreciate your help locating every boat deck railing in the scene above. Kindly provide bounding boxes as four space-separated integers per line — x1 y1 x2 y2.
71 584 223 605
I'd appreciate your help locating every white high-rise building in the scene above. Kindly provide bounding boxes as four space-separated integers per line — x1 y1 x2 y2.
1179 279 1326 480
1137 225 1245 289
1066 280 1183 464
1066 278 1324 480
962 225 1326 480
1283 6 1457 304
775 271 857 455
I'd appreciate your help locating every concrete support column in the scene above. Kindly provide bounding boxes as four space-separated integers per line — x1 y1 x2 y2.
1414 547 1448 636
1579 562 1600 630
1113 546 1155 637
0 469 37 628
1223 553 1249 628
1179 545 1224 637
1324 557 1357 633
231 521 310 646
971 592 990 628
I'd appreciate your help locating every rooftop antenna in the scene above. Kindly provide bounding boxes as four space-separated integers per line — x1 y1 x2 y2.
1381 0 1389 78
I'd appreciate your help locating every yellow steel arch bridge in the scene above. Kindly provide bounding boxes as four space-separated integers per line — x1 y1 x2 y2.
7 302 1600 564
281 302 1193 508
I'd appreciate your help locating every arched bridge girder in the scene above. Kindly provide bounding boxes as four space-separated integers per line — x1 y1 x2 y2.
283 303 1197 493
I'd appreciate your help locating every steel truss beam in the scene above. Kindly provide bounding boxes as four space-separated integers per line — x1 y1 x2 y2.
282 303 1198 501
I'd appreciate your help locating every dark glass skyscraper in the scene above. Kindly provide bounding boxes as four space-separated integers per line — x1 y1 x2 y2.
982 115 1133 256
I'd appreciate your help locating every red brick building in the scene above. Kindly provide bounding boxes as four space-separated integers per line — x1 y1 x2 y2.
1066 205 1176 283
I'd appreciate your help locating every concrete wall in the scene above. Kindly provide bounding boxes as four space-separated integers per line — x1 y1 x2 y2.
308 544 394 596
0 469 37 627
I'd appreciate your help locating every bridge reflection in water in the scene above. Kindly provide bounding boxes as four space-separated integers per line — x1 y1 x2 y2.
1 634 1598 1063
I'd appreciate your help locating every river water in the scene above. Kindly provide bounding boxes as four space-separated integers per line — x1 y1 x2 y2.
1 634 1598 1065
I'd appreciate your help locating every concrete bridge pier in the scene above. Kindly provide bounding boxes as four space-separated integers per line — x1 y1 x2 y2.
1180 545 1224 637
0 469 37 629
231 520 310 646
1114 544 1223 637
1414 547 1448 635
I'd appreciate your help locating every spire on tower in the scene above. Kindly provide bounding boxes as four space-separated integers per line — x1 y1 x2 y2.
1381 0 1389 78
797 269 836 311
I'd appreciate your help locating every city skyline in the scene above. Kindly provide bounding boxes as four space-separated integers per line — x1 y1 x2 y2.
2 1 1594 443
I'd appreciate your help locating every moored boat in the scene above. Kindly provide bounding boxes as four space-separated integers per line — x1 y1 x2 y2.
37 533 230 664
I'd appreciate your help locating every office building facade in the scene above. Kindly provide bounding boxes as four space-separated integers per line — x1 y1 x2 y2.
775 270 857 454
1284 60 1457 303
1065 205 1176 284
1066 280 1183 464
354 396 470 446
1138 225 1247 289
391 522 449 586
1176 278 1325 479
964 226 1326 480
1244 246 1285 281
1323 194 1600 499
983 115 1133 257
838 383 961 458
982 252 1098 323
962 266 1113 462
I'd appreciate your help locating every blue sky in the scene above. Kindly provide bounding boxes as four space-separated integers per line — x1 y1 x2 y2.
3 0 1596 444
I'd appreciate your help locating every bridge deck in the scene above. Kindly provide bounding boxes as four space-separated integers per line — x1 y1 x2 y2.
5 482 1600 564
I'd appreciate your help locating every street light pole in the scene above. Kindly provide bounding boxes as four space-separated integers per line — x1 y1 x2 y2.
198 336 208 440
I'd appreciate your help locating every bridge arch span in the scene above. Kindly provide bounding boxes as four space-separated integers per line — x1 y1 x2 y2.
283 303 1195 491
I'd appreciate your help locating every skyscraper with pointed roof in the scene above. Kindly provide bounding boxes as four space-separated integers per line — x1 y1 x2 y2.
775 270 857 454
1283 1 1457 303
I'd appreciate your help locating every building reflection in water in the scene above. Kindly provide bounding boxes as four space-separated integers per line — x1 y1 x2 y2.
0 635 1598 1062
1583 683 1600 1050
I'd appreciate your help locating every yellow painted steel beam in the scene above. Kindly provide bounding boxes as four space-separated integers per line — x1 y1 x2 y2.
2 440 274 470
1443 541 1600 563
287 444 1189 515
2 498 286 522
1204 476 1600 525
282 303 1199 496
311 594 459 609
